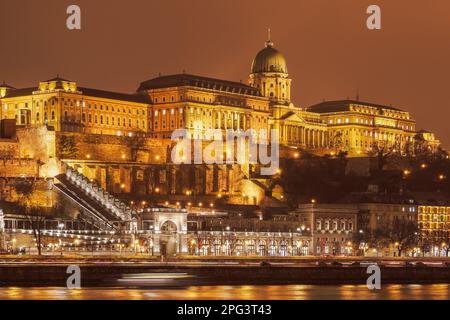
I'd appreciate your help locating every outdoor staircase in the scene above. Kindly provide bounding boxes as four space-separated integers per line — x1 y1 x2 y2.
54 168 134 231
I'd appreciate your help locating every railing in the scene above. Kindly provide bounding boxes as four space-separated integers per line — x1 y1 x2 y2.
64 167 134 221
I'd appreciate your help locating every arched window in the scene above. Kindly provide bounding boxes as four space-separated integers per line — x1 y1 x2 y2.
246 240 256 255
269 240 277 256
280 240 288 257
212 240 221 256
258 240 266 256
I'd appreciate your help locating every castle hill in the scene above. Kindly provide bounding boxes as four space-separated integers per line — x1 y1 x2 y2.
0 37 449 289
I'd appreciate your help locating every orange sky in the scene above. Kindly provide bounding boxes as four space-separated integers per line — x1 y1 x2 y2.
1 0 450 147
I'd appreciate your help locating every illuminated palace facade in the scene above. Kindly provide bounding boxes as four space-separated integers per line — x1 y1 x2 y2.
0 38 421 156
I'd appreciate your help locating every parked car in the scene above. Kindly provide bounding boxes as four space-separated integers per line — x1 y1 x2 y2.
331 261 343 266
260 261 271 267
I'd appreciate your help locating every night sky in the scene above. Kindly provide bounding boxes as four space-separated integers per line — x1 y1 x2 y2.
1 0 450 147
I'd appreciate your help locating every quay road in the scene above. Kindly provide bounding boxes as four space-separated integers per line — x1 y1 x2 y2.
0 256 449 287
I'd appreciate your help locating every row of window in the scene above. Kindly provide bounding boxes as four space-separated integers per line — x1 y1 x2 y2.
316 220 354 231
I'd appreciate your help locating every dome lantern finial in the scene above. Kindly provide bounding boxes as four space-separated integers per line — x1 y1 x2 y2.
265 27 273 47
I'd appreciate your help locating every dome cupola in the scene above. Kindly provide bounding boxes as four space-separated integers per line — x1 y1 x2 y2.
251 39 288 74
249 31 292 103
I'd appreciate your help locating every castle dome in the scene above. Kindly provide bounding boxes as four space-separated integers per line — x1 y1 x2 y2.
251 40 288 74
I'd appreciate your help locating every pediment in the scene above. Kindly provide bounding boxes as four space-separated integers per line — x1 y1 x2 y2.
279 111 306 123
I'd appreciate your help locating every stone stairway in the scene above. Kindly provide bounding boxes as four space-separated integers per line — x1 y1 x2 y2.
54 168 135 231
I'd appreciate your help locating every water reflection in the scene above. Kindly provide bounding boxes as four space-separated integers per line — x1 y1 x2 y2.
0 284 449 300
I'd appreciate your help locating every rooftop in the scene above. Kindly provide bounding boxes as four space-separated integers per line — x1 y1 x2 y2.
307 99 404 113
137 73 262 97
0 85 149 104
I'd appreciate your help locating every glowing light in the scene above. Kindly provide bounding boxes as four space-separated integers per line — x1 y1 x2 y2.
294 152 299 158
403 170 410 176
421 163 427 169
86 154 91 159
121 154 126 159
155 155 160 160
311 199 316 204
155 187 160 193
120 183 126 189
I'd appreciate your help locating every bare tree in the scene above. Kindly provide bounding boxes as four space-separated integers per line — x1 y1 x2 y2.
14 179 47 255
329 131 343 152
369 138 400 171
26 206 47 256
384 218 419 257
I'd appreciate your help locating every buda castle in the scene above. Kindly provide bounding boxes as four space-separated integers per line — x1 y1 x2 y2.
0 38 437 157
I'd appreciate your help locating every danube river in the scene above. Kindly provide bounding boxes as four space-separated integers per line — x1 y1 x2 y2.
0 284 449 300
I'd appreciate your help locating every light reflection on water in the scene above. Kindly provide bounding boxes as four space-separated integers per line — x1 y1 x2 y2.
0 284 449 300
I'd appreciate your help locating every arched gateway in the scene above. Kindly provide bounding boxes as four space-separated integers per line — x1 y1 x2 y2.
150 208 188 257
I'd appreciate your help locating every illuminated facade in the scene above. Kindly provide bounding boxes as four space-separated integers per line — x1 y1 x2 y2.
418 205 450 245
0 38 430 157
0 78 149 136
308 100 416 155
